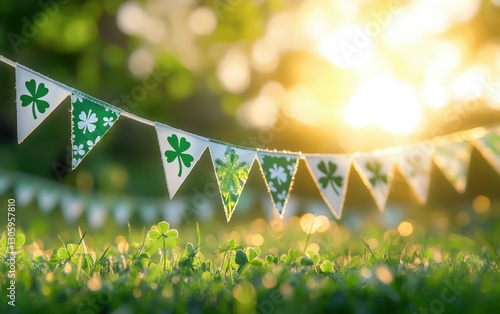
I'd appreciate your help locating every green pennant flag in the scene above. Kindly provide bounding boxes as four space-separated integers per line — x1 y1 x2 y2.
71 91 121 169
258 151 299 217
209 142 255 222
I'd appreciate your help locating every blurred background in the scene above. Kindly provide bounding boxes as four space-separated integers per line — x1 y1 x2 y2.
1 0 500 236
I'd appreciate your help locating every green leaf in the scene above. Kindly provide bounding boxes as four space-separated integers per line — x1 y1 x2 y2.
57 247 70 259
248 258 264 266
148 230 162 240
158 221 170 234
165 229 179 238
15 234 26 248
320 260 334 273
235 249 248 266
247 247 260 261
300 257 314 266
186 242 195 255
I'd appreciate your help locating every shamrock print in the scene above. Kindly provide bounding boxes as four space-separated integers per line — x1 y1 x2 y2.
215 147 250 216
258 153 298 214
71 94 83 104
165 134 194 177
365 160 388 187
317 161 343 195
103 117 114 127
20 79 50 120
87 136 101 149
71 92 120 169
73 144 85 156
269 164 287 185
78 109 98 134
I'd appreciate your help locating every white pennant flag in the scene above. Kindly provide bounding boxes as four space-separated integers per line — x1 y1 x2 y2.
257 151 299 217
305 154 351 219
398 144 434 205
473 130 500 174
16 64 71 143
433 140 471 193
354 152 394 212
87 200 108 229
113 200 133 225
155 122 209 198
37 185 60 213
209 142 256 222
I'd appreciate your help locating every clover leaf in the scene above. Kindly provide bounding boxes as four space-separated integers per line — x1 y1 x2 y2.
20 79 50 120
317 161 343 195
165 134 194 177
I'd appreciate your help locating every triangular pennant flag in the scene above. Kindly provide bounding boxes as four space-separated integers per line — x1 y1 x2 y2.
398 144 434 205
354 152 394 212
71 91 121 169
139 202 158 223
433 140 471 193
305 154 351 219
87 200 108 229
16 64 71 143
209 142 256 222
258 151 299 217
61 193 85 223
37 185 60 213
473 130 500 174
155 122 209 198
113 200 133 225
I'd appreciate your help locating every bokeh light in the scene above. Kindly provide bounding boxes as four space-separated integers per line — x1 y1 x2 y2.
397 221 414 237
343 76 422 135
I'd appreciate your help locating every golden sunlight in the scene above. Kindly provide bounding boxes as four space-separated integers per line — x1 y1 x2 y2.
343 76 422 135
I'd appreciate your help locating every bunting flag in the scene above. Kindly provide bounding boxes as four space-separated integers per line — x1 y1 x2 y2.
71 91 121 169
61 193 85 223
5 57 500 224
258 151 299 217
433 140 472 193
155 122 209 198
354 152 394 212
398 144 433 205
304 155 351 219
113 201 133 226
16 64 71 143
87 200 108 229
209 142 256 221
473 129 500 174
36 185 59 213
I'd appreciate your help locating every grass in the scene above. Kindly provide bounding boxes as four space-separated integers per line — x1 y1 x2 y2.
1 211 500 314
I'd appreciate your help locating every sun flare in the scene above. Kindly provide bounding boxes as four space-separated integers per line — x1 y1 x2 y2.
343 76 422 135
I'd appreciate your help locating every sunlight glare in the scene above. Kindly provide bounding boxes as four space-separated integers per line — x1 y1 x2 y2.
317 25 374 68
343 76 422 135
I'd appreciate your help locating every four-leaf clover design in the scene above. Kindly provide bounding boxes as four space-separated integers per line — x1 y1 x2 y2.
365 160 388 187
269 164 287 185
215 147 250 215
20 79 50 120
77 109 98 134
165 134 194 177
317 161 343 195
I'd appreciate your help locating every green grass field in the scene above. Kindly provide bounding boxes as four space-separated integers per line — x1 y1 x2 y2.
1 201 500 314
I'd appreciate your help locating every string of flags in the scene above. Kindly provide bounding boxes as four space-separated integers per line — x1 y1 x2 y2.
2 55 500 222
